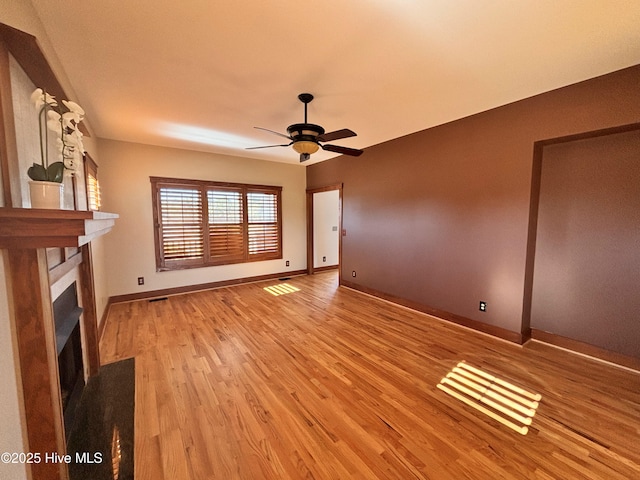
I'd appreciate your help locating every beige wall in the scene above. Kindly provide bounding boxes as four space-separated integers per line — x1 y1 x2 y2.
0 1 78 117
97 139 307 299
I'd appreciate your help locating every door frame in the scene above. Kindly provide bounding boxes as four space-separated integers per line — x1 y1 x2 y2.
306 183 343 280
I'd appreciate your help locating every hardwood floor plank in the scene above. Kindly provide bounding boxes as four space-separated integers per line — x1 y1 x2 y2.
101 271 640 479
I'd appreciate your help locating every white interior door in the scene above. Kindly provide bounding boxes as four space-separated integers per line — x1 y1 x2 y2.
313 190 340 269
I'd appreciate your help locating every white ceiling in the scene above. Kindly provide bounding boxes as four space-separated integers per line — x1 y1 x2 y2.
30 0 640 165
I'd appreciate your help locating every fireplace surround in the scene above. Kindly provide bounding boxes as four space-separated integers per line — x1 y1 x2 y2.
0 208 117 480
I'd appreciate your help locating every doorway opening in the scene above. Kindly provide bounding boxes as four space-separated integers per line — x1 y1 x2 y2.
306 184 343 279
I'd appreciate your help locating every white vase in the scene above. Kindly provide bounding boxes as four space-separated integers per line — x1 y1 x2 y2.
29 180 64 209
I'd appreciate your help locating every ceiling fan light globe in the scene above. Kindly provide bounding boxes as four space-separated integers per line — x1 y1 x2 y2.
292 140 319 155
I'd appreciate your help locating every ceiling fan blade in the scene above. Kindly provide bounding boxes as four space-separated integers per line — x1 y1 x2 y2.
321 144 363 157
254 126 292 141
317 128 357 143
246 143 292 150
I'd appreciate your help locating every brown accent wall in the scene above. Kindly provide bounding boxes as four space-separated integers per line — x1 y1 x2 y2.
531 129 640 358
307 65 640 339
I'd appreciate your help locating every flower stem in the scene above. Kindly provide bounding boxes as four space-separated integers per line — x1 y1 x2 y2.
43 93 49 169
38 102 46 169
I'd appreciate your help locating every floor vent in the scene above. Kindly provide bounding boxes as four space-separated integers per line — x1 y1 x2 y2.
149 297 168 303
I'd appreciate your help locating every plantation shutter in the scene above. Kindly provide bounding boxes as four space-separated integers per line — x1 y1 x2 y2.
86 173 101 211
84 154 101 211
151 177 282 271
158 186 204 264
247 190 281 259
207 188 244 262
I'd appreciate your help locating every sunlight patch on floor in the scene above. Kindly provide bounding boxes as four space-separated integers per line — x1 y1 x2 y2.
437 361 541 435
264 283 300 296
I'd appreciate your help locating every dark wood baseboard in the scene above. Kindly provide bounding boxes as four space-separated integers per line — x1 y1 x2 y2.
312 265 339 274
109 269 307 304
340 279 525 344
530 328 640 371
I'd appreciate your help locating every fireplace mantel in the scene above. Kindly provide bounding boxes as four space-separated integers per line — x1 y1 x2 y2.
0 208 117 248
2 207 118 480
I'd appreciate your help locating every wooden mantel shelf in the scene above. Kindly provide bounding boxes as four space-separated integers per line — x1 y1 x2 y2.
0 208 118 249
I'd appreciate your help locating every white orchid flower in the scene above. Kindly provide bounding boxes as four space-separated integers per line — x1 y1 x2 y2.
70 128 85 153
47 121 63 134
30 88 58 109
63 155 80 176
30 88 44 108
55 137 64 152
62 129 85 155
64 132 79 147
62 99 85 118
64 157 77 170
47 110 61 122
47 119 62 133
44 92 56 106
62 111 78 129
29 87 86 181
63 145 76 159
46 110 62 135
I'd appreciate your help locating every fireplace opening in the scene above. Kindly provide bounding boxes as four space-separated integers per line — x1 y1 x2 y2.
53 282 85 440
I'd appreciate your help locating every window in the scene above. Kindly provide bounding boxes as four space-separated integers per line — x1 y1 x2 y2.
208 188 244 263
84 154 101 211
151 177 282 271
247 191 279 256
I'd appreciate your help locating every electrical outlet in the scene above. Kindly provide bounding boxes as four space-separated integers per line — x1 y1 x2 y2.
479 301 487 312
352 270 357 277
286 260 290 267
323 256 326 262
138 277 144 286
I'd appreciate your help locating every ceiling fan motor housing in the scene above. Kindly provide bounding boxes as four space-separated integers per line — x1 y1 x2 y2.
287 123 325 140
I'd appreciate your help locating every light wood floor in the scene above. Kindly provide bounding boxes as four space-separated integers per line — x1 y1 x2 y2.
100 271 640 479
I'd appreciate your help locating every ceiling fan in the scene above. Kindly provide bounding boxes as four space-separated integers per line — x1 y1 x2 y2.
247 93 363 162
